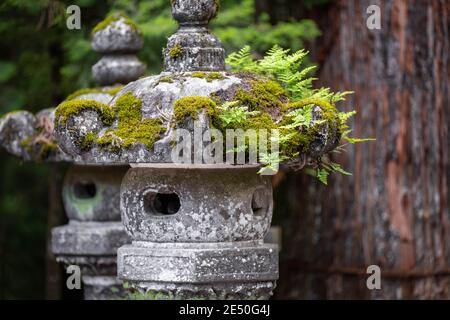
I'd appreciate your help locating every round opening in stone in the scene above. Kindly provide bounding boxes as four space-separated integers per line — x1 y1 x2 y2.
73 182 97 199
144 191 180 216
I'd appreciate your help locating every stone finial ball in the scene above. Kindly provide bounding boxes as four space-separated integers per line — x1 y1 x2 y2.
91 15 143 53
172 0 219 25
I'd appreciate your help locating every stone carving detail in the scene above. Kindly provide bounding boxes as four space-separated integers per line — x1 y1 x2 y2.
164 0 225 72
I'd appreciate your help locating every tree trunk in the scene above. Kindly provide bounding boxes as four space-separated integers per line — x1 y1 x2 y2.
276 0 450 299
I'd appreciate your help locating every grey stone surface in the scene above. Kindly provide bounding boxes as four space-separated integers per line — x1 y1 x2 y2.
92 17 143 53
83 276 128 300
91 16 146 86
0 111 37 160
52 221 129 256
118 241 278 283
165 0 224 72
93 55 146 86
62 165 129 221
121 167 273 242
0 110 70 162
118 241 278 300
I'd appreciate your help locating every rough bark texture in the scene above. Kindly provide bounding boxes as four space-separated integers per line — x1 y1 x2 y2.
275 0 450 299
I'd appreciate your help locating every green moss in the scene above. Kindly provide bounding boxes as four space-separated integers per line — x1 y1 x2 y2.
169 44 183 58
173 96 217 124
127 289 173 300
191 72 225 82
92 13 140 34
97 92 163 151
235 79 287 112
243 112 277 131
159 76 173 83
55 99 116 126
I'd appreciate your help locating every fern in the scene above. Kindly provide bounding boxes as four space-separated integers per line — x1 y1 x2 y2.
258 152 289 175
226 46 258 72
225 46 374 184
317 169 329 185
217 101 260 126
281 105 314 130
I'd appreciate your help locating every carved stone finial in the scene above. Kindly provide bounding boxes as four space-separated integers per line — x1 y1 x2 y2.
163 0 225 72
91 14 146 86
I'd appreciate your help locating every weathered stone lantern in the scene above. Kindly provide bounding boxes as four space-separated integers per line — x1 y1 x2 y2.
52 15 146 300
54 0 340 300
0 14 146 300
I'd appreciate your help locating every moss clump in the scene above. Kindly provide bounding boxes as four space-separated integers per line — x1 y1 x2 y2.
235 79 287 113
98 92 163 150
158 76 173 83
169 44 183 58
92 13 140 34
173 96 217 124
288 97 339 125
191 72 225 82
55 99 115 126
66 86 124 101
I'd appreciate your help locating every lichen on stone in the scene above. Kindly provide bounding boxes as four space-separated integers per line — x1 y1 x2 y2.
168 44 183 59
191 72 225 82
158 76 173 84
55 99 115 126
92 13 140 34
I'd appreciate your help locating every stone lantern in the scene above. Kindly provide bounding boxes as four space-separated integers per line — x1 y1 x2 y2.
0 14 146 300
54 0 340 300
52 14 147 300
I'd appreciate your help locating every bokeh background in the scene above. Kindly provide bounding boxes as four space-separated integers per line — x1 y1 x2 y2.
0 0 449 299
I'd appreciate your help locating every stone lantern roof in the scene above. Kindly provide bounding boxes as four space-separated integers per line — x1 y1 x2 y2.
54 0 340 168
0 13 146 164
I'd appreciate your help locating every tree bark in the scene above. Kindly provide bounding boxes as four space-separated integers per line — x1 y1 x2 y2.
276 0 450 299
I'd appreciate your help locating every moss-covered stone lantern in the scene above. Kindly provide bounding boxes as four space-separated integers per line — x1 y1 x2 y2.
53 0 341 300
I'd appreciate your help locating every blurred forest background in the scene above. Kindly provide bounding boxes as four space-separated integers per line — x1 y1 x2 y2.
0 0 449 299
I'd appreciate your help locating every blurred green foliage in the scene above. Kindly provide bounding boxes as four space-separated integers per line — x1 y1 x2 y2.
0 0 323 298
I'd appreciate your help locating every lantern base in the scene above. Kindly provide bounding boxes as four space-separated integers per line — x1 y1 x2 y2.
118 240 278 300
